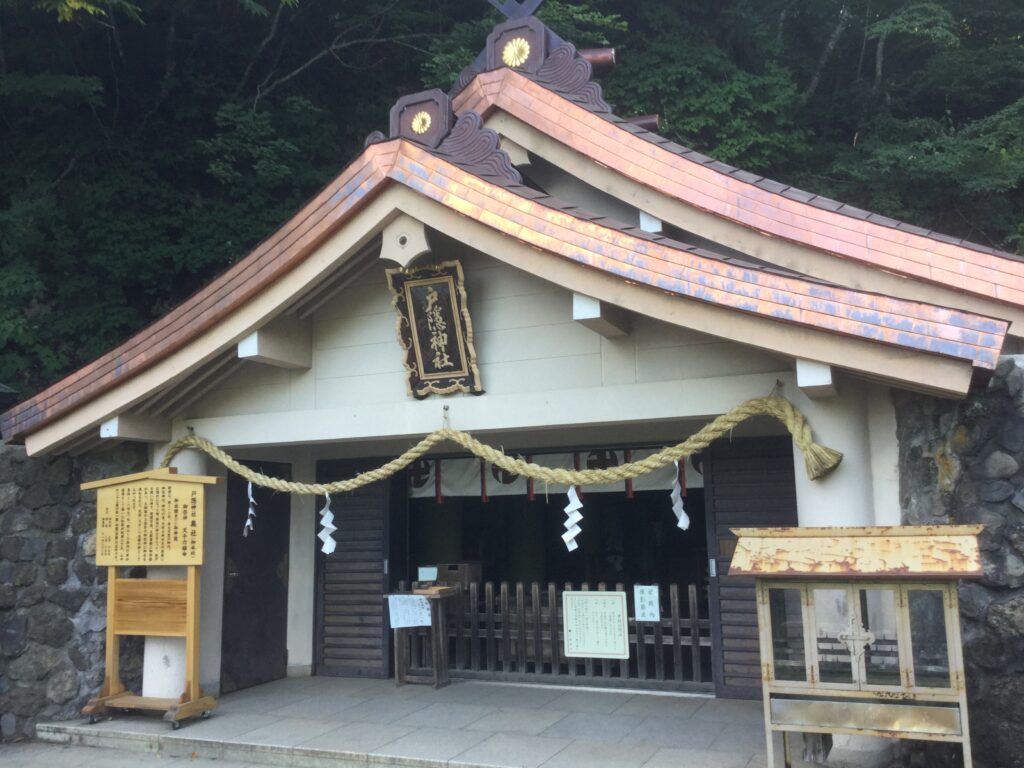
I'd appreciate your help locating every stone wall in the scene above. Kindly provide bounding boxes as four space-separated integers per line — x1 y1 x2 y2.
895 356 1024 768
0 442 148 740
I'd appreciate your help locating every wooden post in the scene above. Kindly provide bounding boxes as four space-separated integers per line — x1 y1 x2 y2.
531 582 543 676
454 583 466 671
548 583 560 675
470 582 480 672
670 584 683 682
598 583 611 679
516 583 527 673
104 566 123 697
565 582 576 678
485 582 496 672
689 584 703 683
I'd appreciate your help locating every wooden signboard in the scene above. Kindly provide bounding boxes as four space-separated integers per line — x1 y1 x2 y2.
88 467 214 566
80 467 221 729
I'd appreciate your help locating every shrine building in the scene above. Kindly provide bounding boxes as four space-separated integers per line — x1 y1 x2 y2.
1 12 1019 705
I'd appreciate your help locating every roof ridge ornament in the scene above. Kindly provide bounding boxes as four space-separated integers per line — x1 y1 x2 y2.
388 88 454 149
488 0 543 19
533 41 610 113
450 15 610 113
432 111 523 186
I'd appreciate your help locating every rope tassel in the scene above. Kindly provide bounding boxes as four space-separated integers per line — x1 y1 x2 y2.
317 492 337 555
562 487 583 552
242 481 256 537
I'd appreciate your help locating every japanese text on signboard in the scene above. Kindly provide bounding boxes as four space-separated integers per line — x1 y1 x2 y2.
562 591 629 659
96 480 205 566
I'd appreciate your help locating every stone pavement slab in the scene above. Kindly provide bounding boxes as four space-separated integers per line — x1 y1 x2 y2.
465 705 569 736
31 677 772 768
451 732 572 768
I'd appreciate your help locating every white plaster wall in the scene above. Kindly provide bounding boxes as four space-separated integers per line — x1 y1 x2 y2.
286 451 316 676
188 248 790 424
867 385 901 525
787 377 875 527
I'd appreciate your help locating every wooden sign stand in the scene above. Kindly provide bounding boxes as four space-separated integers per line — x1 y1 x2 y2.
79 468 221 729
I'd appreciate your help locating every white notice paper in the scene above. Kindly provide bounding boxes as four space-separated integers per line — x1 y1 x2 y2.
634 584 661 622
562 591 629 659
387 595 432 628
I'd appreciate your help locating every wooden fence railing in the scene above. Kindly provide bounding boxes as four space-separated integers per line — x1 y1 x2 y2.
395 581 713 693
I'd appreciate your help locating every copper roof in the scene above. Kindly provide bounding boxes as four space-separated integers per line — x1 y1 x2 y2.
453 67 1024 309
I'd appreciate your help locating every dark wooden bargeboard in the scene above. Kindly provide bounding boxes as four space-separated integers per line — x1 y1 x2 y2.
386 261 483 399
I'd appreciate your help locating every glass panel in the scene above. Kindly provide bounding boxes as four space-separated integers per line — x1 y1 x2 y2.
768 588 806 681
908 589 950 688
813 587 854 684
859 588 902 687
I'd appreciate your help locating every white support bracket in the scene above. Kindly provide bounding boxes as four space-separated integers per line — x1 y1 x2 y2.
639 211 663 234
796 358 838 398
572 293 630 338
99 414 171 443
237 316 312 370
379 212 431 267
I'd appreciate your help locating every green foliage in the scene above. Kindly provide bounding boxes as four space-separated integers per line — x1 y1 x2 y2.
868 2 958 47
33 0 140 23
0 0 1021 399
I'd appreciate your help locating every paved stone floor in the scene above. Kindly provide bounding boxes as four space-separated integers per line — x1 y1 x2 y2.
27 676 783 767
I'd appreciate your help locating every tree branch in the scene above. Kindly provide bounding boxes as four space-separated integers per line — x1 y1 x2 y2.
233 2 286 99
873 31 886 91
800 5 850 105
138 5 180 133
253 31 435 107
855 1 871 80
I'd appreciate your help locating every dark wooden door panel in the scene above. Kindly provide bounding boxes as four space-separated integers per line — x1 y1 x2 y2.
221 462 291 694
314 461 391 679
704 436 797 699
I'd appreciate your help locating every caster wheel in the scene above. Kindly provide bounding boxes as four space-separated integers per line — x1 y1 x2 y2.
171 720 182 730
201 711 211 719
88 714 100 725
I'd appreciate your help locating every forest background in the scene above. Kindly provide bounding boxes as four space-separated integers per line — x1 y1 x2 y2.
1 0 1022 399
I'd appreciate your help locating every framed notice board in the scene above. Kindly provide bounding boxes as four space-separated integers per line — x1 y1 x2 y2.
83 467 219 566
562 591 629 659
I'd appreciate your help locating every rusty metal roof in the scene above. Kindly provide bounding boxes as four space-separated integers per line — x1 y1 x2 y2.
729 525 984 579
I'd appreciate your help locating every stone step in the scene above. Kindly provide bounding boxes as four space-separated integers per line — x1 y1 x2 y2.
37 720 482 768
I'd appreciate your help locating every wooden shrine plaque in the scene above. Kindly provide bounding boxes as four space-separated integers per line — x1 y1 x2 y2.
386 261 483 399
82 468 221 566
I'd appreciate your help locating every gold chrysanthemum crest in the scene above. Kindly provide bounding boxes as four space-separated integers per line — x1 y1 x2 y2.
410 111 432 135
502 37 531 68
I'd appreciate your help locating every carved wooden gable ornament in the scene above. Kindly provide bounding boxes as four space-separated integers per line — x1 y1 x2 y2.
386 261 483 399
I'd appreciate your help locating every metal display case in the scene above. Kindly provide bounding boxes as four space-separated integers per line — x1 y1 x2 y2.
730 525 983 768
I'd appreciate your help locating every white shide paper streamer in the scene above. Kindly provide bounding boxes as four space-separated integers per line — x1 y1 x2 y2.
671 460 690 530
318 492 337 555
562 486 583 552
243 481 257 537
